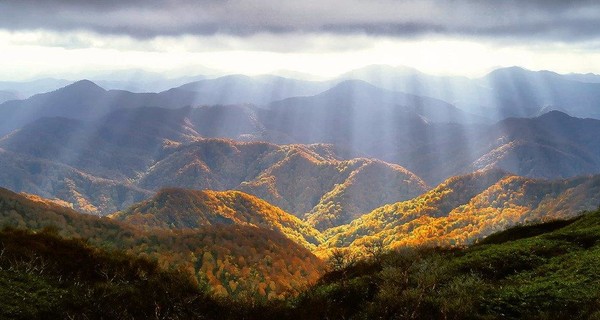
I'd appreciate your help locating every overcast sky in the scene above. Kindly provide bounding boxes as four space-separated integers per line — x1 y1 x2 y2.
1 0 599 80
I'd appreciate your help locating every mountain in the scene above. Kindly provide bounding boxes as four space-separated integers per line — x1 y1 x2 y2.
563 72 600 83
471 111 600 179
186 104 267 141
5 99 600 195
340 65 600 121
267 79 480 125
0 80 107 132
477 67 600 119
258 80 483 179
140 139 427 226
4 105 600 215
324 169 600 252
0 115 427 218
243 155 428 230
5 66 600 137
302 157 429 229
171 74 331 106
0 112 205 213
0 148 151 214
324 169 509 248
0 111 199 180
111 188 323 249
0 105 266 180
337 65 501 119
0 80 211 136
0 187 324 300
310 110 600 184
0 80 131 135
6 190 600 318
0 75 332 136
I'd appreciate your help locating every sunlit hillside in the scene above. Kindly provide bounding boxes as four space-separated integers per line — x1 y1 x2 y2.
324 170 600 253
111 188 323 250
0 188 324 300
141 139 427 224
287 209 600 319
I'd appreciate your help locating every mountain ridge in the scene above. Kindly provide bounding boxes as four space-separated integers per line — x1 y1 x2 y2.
111 188 324 249
0 186 324 300
323 169 600 252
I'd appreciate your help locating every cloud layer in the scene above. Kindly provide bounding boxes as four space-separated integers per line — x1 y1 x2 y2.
1 0 599 41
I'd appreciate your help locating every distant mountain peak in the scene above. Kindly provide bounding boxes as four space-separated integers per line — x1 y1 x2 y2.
537 109 573 120
503 66 528 71
62 79 105 93
484 66 564 79
328 79 383 92
484 66 531 77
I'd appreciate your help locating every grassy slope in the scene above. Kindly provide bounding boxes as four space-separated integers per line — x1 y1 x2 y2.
0 228 222 320
285 208 600 319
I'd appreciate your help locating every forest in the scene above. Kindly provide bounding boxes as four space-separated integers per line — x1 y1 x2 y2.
2 185 600 319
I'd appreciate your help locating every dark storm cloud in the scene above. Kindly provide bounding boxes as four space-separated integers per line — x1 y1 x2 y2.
1 0 599 42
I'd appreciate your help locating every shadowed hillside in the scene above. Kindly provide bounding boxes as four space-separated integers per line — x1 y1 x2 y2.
0 228 223 319
1 112 427 217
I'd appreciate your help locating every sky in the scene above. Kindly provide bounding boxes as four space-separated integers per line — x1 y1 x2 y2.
1 0 600 81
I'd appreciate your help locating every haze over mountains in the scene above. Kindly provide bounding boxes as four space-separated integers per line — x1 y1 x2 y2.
0 118 427 220
337 65 600 120
4 65 600 127
2 65 600 305
0 66 600 222
2 65 600 216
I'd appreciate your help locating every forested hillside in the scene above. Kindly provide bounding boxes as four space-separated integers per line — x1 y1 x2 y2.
4 191 600 319
0 188 324 300
324 170 600 253
111 188 323 250
284 209 600 319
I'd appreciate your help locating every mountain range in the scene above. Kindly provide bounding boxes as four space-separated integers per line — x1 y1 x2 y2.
3 65 600 305
111 188 323 249
4 65 600 134
4 73 600 185
2 159 600 302
338 65 600 120
0 118 428 219
2 79 600 216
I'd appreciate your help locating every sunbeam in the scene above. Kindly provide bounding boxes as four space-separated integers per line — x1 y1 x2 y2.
2 1 600 317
